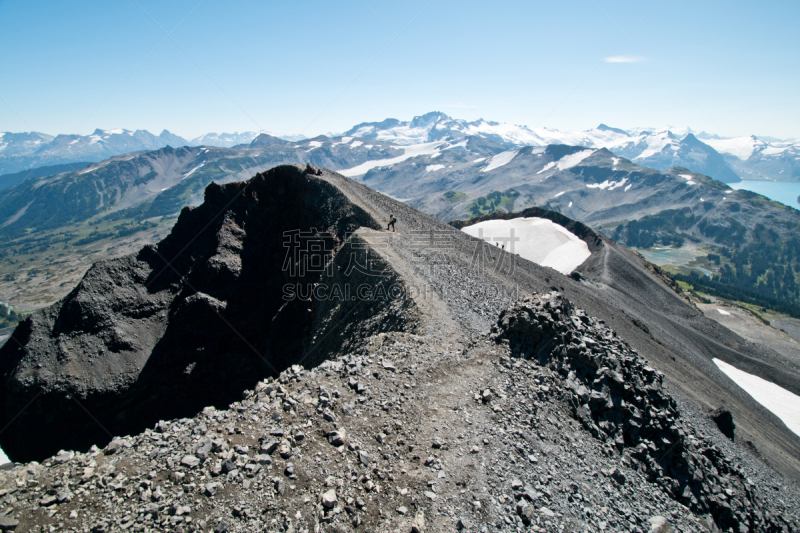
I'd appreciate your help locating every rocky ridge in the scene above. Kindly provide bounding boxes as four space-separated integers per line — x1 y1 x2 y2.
0 165 386 462
2 165 800 531
0 293 798 532
492 293 795 531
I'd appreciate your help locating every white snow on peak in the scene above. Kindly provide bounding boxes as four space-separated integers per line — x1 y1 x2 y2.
762 145 789 156
703 136 762 160
713 358 800 438
339 142 445 177
557 149 595 170
633 131 677 160
461 217 591 275
306 140 323 149
426 164 445 172
105 128 125 135
587 177 628 190
444 140 469 151
482 150 520 172
679 174 697 185
350 140 363 148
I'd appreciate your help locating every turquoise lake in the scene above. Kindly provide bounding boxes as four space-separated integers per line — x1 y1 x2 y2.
730 180 800 210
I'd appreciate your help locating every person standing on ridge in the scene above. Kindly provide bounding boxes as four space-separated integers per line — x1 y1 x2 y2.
388 215 396 232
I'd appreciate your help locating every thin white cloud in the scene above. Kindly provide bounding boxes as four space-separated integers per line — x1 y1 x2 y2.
441 103 478 108
604 55 645 63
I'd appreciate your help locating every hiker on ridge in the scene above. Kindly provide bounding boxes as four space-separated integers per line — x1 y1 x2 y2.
388 215 396 232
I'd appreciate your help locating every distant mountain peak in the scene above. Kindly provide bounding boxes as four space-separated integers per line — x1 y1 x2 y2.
249 133 290 147
596 124 629 136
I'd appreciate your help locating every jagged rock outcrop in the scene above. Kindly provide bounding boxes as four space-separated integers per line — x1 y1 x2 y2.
0 165 423 462
492 292 791 532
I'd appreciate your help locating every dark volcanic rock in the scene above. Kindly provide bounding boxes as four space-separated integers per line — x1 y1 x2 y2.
0 164 798 531
0 165 389 462
711 408 736 440
491 292 786 532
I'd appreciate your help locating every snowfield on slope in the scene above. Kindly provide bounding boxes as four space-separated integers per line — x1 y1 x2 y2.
482 149 519 172
703 136 763 160
557 149 595 170
339 142 444 177
462 217 591 274
713 358 800 438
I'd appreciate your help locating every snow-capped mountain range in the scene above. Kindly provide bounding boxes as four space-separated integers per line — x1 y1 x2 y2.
345 112 800 182
2 112 798 181
0 129 304 176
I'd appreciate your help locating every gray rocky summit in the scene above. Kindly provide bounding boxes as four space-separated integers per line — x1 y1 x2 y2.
0 165 798 531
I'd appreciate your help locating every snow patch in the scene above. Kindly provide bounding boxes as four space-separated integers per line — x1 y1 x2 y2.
444 140 469 151
471 157 486 164
713 358 800 438
339 142 444 177
587 177 628 190
181 161 205 180
461 217 591 275
554 191 566 197
350 140 363 148
537 161 556 174
557 149 594 170
624 184 633 192
306 141 323 152
717 309 731 315
426 165 445 172
482 150 520 172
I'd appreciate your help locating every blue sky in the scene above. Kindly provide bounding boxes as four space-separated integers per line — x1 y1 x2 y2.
1 0 798 139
